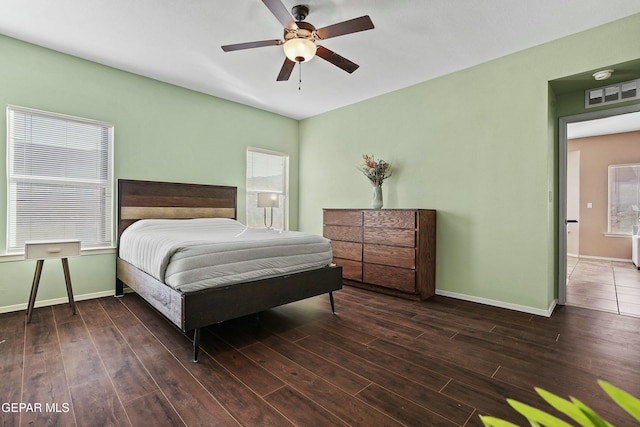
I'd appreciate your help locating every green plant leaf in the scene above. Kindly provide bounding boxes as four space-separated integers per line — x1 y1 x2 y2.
570 397 613 427
534 387 596 426
599 380 640 422
478 415 522 427
507 399 573 427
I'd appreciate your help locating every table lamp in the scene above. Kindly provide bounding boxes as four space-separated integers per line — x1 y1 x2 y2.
257 192 279 229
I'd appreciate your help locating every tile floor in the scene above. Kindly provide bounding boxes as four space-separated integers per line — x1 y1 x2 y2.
566 256 640 318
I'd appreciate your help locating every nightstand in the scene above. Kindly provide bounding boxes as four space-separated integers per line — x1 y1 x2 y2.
25 240 81 323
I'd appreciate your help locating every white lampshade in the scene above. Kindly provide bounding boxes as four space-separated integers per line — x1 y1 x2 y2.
283 38 317 63
257 192 279 208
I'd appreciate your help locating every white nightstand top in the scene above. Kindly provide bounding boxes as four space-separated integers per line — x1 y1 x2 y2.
24 240 81 260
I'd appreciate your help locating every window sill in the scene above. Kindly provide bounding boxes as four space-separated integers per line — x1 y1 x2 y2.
0 247 116 263
603 233 631 238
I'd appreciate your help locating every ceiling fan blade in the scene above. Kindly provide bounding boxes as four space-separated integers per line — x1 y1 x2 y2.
276 58 296 81
221 39 282 52
316 15 374 40
262 0 297 30
315 45 359 74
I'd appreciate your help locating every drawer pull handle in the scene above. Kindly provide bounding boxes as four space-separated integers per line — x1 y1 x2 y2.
46 248 62 253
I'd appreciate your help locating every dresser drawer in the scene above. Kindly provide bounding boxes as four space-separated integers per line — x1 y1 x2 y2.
364 210 415 228
364 228 415 247
324 210 362 226
25 240 81 260
363 263 415 293
332 241 362 261
324 225 363 243
323 208 435 300
333 258 362 281
364 244 415 268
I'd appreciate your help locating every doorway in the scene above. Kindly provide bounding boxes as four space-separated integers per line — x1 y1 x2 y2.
558 105 640 316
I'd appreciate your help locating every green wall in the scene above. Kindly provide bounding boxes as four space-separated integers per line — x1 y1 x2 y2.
0 35 298 311
1 14 639 315
298 14 640 314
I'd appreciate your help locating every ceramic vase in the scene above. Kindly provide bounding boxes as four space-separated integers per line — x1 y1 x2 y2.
371 184 383 209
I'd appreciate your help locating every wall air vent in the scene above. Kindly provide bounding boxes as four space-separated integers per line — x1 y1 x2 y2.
585 78 640 108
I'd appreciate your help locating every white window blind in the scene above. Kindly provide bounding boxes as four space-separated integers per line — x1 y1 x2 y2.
246 148 288 229
7 106 114 253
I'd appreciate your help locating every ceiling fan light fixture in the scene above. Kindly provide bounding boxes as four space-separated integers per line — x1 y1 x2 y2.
283 38 316 63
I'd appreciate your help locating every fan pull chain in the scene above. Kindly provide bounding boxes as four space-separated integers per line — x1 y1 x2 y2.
298 63 302 90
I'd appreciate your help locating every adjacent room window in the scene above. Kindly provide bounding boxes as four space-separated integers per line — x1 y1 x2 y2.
246 148 288 230
6 106 114 253
608 163 640 235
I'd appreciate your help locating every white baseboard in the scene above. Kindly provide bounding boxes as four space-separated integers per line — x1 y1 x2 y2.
575 254 632 263
0 290 115 314
3 287 560 317
435 289 557 317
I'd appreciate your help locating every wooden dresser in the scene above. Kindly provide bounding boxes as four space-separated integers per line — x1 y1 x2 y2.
323 209 436 300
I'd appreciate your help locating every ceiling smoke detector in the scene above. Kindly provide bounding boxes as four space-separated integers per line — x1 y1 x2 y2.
592 69 614 81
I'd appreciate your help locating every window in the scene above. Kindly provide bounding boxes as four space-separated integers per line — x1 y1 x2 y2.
7 106 114 253
246 148 288 230
608 163 640 235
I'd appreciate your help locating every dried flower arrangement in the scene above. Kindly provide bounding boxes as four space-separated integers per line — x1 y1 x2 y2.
360 154 392 186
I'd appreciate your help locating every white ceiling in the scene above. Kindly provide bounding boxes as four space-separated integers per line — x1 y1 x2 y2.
568 110 640 139
1 1 640 120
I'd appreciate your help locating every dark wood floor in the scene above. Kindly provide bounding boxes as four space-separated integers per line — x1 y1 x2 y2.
2 286 640 426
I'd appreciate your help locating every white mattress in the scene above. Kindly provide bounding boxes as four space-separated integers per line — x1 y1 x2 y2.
118 218 333 292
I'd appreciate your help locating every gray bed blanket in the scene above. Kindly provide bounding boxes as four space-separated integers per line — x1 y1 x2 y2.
118 218 333 292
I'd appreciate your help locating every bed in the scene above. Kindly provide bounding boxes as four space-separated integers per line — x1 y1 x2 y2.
115 179 342 361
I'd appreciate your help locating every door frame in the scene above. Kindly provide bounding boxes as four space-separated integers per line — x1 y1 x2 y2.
558 104 640 304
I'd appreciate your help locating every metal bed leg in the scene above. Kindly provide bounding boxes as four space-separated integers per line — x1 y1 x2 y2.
192 328 201 363
329 291 336 314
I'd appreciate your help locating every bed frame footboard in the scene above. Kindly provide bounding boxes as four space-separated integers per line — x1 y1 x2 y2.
181 265 343 331
117 257 343 362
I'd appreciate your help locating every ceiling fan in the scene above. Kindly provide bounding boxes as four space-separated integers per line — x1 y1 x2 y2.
221 0 374 81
